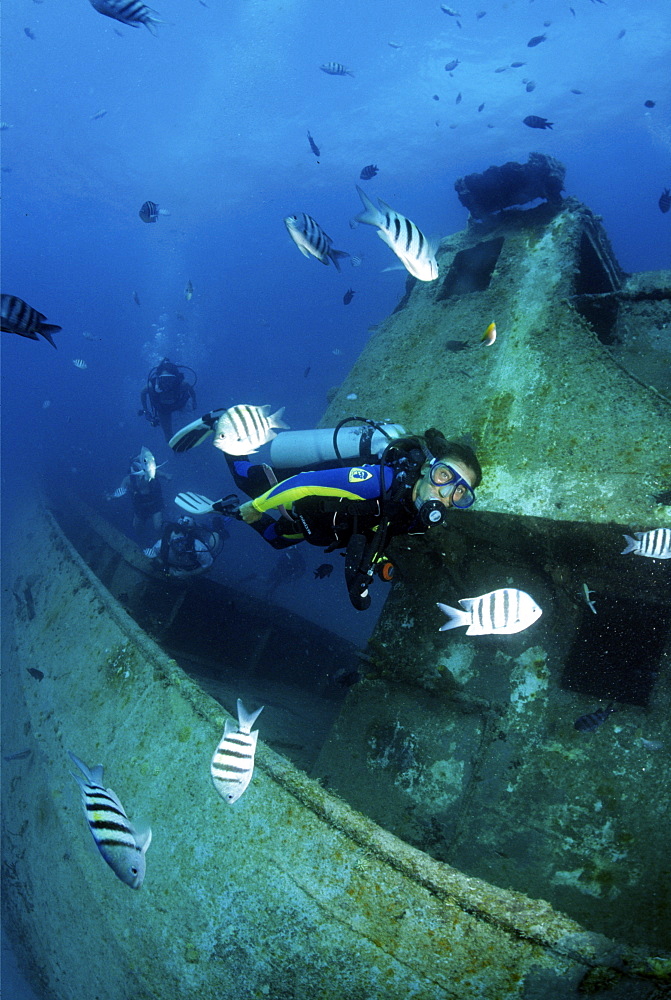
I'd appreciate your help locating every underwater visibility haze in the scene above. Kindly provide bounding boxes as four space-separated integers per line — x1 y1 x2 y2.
2 0 671 998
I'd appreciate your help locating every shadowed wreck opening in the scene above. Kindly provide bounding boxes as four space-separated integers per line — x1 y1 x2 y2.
437 237 505 298
561 596 670 708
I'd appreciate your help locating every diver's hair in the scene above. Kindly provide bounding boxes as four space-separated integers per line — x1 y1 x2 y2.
423 427 483 487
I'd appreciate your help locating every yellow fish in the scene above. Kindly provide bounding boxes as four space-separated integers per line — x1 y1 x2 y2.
481 321 496 346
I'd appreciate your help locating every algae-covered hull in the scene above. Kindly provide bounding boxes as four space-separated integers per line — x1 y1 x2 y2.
2 495 669 1000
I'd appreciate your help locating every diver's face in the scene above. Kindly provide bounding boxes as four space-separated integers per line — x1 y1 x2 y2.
412 461 476 512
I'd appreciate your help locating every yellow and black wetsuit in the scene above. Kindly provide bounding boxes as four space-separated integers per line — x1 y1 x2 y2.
229 459 420 551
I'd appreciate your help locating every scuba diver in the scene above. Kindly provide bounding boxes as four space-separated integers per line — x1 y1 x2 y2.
144 516 226 578
107 446 170 533
173 418 482 610
139 358 197 442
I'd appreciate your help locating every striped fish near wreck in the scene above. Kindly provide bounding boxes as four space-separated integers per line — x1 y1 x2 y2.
211 699 264 804
354 186 438 282
67 751 151 889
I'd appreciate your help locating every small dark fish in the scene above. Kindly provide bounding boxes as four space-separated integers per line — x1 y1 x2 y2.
478 102 485 112
570 89 583 95
526 33 546 47
28 667 45 681
455 92 462 104
444 59 460 72
445 339 469 352
543 20 551 27
307 130 320 158
4 749 32 761
617 29 625 39
303 365 311 378
133 290 141 306
525 80 536 92
1 295 61 348
24 27 36 39
570 7 575 15
343 288 355 305
659 189 671 214
314 563 334 579
476 11 486 20
359 164 378 180
523 115 553 130
510 61 525 67
332 667 361 688
432 94 440 101
644 100 656 109
139 200 159 223
494 66 507 73
574 703 615 733
90 109 108 120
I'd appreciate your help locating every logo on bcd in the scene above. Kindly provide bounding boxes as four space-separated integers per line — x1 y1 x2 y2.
349 468 373 482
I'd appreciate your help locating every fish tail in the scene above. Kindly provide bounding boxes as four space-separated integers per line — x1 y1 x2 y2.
436 602 469 631
329 249 349 272
39 324 61 349
270 407 290 431
621 534 638 555
236 699 264 734
354 185 383 227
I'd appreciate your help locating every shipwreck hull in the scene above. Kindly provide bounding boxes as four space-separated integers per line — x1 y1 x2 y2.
2 495 669 1000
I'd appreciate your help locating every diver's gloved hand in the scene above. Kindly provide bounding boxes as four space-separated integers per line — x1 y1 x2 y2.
238 500 263 524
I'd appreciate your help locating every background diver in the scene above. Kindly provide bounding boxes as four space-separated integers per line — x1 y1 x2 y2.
175 422 482 610
139 358 197 442
144 515 226 578
107 447 171 533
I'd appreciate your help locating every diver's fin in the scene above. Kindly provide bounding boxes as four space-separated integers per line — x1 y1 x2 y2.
169 408 226 452
174 492 218 514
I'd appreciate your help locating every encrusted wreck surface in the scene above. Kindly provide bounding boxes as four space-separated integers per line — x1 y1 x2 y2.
322 197 671 527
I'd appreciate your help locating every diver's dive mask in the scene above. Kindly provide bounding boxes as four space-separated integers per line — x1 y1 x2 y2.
414 460 476 527
428 461 476 509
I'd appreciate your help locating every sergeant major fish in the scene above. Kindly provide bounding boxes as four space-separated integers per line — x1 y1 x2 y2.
68 751 151 888
284 213 349 271
437 588 542 635
574 703 615 733
211 699 264 804
621 528 671 559
72 358 88 369
138 200 159 223
213 404 289 455
1 294 61 348
184 279 194 300
354 185 438 282
659 189 671 214
88 0 164 35
320 62 354 76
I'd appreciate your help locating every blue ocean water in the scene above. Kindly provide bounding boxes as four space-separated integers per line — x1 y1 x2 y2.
1 2 670 995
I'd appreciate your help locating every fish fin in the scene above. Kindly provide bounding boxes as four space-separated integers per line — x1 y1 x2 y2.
354 185 383 227
329 249 349 272
436 602 469 631
39 324 61 348
67 750 96 784
104 785 126 813
270 406 290 430
133 823 152 854
237 699 264 734
375 229 398 252
621 534 638 554
224 718 237 737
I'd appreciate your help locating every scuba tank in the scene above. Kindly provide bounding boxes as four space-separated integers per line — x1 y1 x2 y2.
268 421 406 469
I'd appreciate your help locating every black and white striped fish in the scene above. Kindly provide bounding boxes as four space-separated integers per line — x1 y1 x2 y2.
574 703 615 733
1 294 61 348
88 0 164 35
211 699 264 804
213 403 289 456
621 528 671 560
284 213 349 271
138 200 159 223
320 62 354 77
437 588 542 636
354 186 438 282
68 751 151 889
